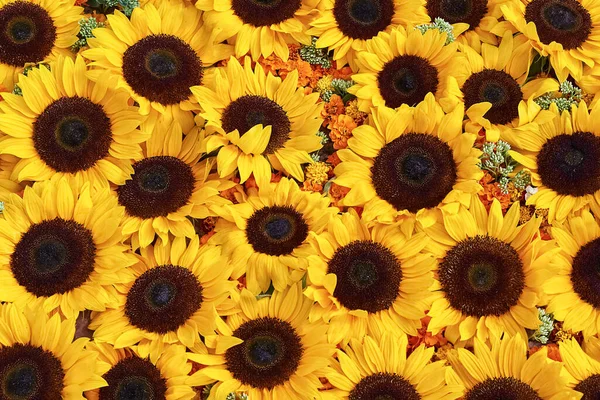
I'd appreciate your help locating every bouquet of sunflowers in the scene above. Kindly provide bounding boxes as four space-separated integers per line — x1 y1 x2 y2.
0 0 599 398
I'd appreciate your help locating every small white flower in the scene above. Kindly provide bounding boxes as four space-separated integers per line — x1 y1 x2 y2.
525 185 538 201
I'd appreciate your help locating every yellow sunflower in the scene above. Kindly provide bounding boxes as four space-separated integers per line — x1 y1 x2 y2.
0 54 147 188
543 210 600 336
117 119 232 249
196 0 318 61
305 209 434 345
321 333 464 399
82 0 233 129
0 176 136 317
209 177 337 294
187 283 336 399
0 303 107 398
307 0 428 70
448 31 558 141
0 0 82 89
192 56 323 189
85 342 196 399
508 101 600 222
425 197 557 343
348 26 468 112
561 338 600 398
333 95 482 227
448 334 578 399
425 0 507 49
90 236 237 361
499 0 600 81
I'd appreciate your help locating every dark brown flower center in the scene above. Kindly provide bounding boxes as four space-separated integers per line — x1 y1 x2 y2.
124 265 203 334
333 0 395 40
225 317 303 389
462 69 523 125
465 377 542 400
537 132 600 197
377 55 439 108
574 374 600 400
349 373 420 400
33 96 112 173
0 344 64 400
0 1 56 67
245 205 309 256
117 156 195 219
439 235 525 317
427 0 488 30
221 95 291 154
231 0 302 27
371 132 457 213
122 34 202 105
570 237 600 308
525 0 592 50
10 218 96 297
99 357 167 400
327 240 402 313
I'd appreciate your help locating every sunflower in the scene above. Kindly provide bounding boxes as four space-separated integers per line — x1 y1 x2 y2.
307 0 428 70
82 1 233 129
561 338 600 398
85 342 196 399
305 209 434 345
425 0 506 48
209 177 336 294
0 0 81 89
543 210 600 336
333 95 482 227
500 0 600 81
117 119 232 249
452 31 558 141
89 236 237 361
192 56 323 189
348 26 468 112
425 197 557 343
449 334 578 399
0 176 136 317
187 283 336 399
196 0 318 61
0 55 147 188
507 101 600 222
0 303 107 399
321 333 464 399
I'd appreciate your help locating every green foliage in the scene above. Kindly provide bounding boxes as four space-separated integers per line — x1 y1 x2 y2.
72 17 104 51
529 308 555 344
535 80 583 113
415 18 455 45
479 140 531 194
299 37 332 68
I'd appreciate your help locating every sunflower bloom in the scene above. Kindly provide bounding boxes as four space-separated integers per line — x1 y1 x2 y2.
192 56 323 189
0 0 82 88
210 177 337 294
425 197 557 342
85 342 196 399
90 236 237 360
305 209 434 345
334 95 482 227
321 333 464 399
0 54 147 188
0 303 107 398
0 176 136 317
188 283 336 399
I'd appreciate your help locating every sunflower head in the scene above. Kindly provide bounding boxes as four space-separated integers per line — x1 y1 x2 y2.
0 304 106 398
0 0 82 88
425 197 556 342
0 54 147 187
188 283 336 399
194 56 323 190
334 96 482 226
0 176 136 317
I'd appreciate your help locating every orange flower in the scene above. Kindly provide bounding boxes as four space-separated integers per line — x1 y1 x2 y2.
329 182 350 207
303 181 324 192
329 114 356 150
529 344 562 362
321 94 345 127
408 316 448 352
479 171 511 212
327 152 342 167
